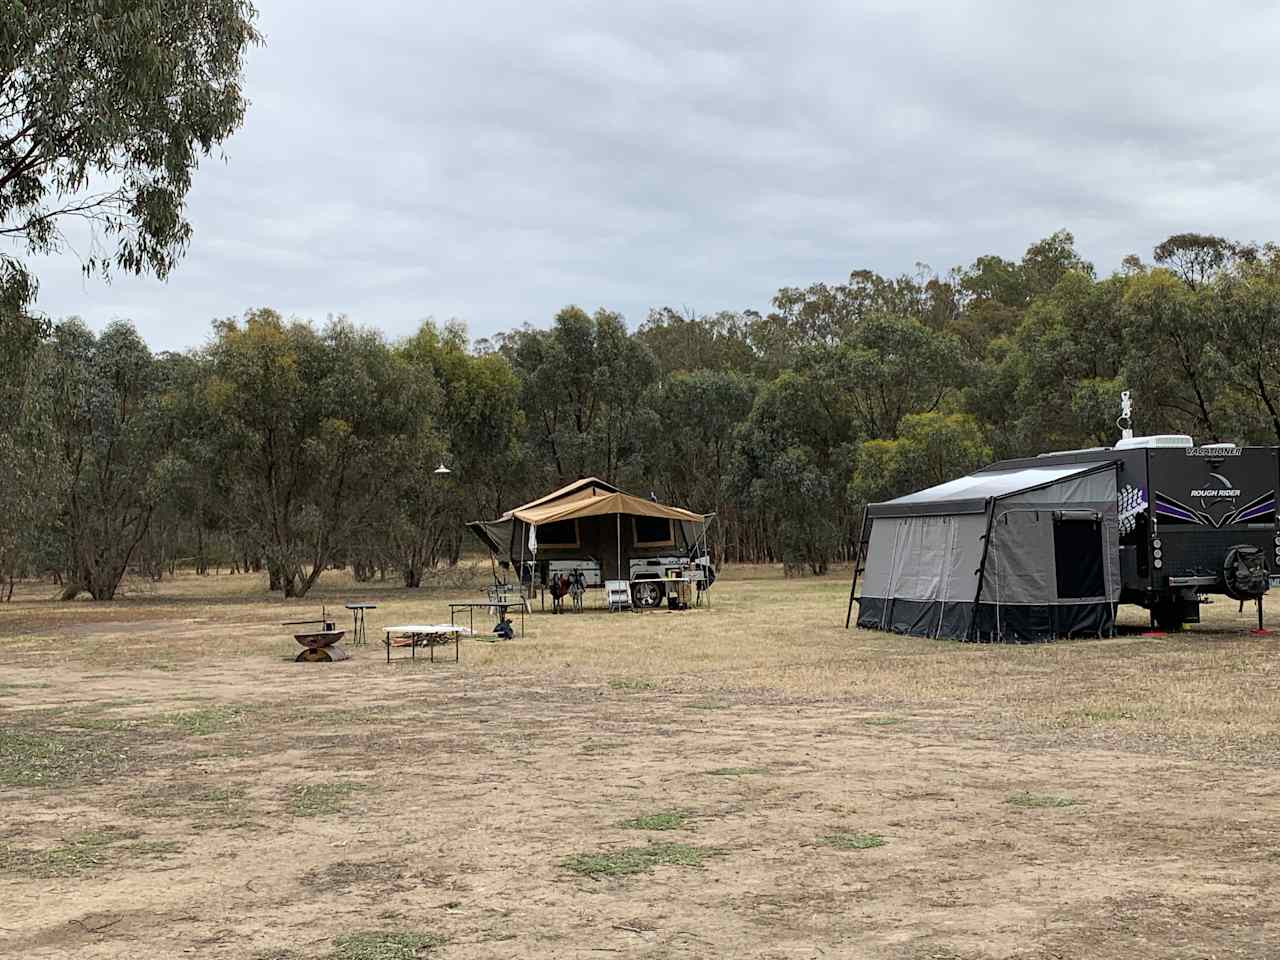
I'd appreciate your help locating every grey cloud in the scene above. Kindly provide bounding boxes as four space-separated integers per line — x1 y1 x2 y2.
26 1 1280 351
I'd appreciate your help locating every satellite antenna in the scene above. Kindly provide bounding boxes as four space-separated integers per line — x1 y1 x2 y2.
1117 390 1134 440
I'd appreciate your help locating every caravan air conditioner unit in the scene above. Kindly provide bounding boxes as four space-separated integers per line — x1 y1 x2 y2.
1113 435 1194 450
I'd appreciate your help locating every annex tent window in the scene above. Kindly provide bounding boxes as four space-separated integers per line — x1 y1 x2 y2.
633 516 674 547
537 519 579 548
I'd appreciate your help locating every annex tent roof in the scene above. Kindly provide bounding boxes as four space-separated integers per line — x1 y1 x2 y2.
868 462 1115 518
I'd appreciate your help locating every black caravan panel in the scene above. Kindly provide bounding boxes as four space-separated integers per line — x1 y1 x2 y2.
1149 446 1279 589
1150 447 1277 530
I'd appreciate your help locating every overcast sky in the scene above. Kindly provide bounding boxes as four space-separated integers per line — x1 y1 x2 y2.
30 0 1280 351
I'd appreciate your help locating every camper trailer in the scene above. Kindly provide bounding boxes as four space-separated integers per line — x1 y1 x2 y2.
850 429 1278 640
468 478 715 608
991 435 1278 630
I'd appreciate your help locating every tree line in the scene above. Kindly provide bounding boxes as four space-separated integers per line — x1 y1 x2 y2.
5 229 1280 600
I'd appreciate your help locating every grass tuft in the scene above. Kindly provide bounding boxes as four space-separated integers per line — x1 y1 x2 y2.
0 728 129 787
619 810 689 831
157 706 248 736
0 828 182 878
824 834 885 849
561 842 718 877
288 781 368 817
863 716 902 726
305 859 406 889
328 931 444 959
819 832 886 850
1007 792 1080 808
704 766 765 776
0 681 51 696
608 678 656 690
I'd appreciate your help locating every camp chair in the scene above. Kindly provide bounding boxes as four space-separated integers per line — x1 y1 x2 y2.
605 580 632 612
687 567 707 607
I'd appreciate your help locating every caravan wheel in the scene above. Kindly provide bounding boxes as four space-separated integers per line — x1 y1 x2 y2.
631 580 665 608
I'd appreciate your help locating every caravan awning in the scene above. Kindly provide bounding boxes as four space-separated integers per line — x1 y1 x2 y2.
514 490 705 525
867 461 1115 518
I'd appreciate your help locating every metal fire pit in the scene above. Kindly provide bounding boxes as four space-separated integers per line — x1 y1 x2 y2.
293 629 350 662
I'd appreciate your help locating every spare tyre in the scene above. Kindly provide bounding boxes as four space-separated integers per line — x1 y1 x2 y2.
1224 544 1269 601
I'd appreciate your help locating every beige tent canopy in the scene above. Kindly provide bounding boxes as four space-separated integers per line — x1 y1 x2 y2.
515 489 704 526
468 477 711 584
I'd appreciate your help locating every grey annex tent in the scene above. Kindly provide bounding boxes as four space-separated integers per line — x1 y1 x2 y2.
850 461 1121 642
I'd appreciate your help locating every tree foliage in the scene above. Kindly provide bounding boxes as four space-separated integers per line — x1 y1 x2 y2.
1 0 260 293
16 228 1280 595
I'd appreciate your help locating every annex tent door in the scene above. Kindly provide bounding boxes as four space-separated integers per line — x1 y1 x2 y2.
1053 515 1106 599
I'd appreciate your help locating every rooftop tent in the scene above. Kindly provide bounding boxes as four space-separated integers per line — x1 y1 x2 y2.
854 461 1121 642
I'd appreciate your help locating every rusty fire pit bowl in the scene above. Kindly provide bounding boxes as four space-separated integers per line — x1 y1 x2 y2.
294 630 350 663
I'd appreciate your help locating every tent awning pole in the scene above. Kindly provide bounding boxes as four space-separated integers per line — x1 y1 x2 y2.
969 498 997 641
616 513 621 581
845 504 870 629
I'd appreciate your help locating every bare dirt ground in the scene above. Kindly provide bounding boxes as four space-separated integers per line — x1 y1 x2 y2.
2 566 1279 959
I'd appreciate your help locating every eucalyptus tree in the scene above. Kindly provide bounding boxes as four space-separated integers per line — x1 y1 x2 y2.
0 0 260 317
46 320 177 600
848 412 991 508
204 310 434 597
1204 260 1280 444
1121 269 1224 440
635 308 755 376
399 319 524 521
504 306 657 487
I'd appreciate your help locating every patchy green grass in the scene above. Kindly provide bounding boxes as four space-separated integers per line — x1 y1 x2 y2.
561 842 718 877
62 715 135 732
0 680 51 697
192 785 248 804
328 931 444 959
156 706 249 736
0 727 131 787
619 810 689 831
0 829 182 878
819 832 887 850
608 678 656 690
704 766 766 777
1008 792 1080 809
863 716 902 726
126 839 183 858
122 780 252 826
304 859 407 889
688 699 730 711
190 788 258 829
288 781 368 817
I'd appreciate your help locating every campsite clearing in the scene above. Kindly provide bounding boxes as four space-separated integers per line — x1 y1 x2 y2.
1 566 1278 959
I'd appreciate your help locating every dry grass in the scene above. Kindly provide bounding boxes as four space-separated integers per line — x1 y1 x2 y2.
2 565 1280 958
